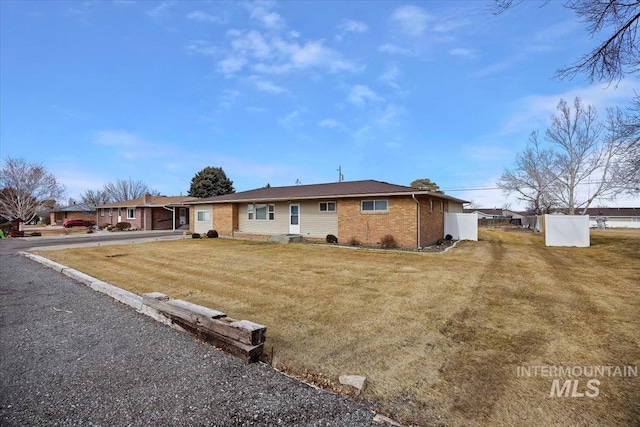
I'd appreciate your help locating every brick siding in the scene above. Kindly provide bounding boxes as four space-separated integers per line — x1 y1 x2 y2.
213 203 238 237
337 197 419 248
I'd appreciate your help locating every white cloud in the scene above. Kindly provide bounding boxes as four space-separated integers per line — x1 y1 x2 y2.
147 2 172 21
246 2 285 30
93 130 139 146
249 76 286 94
186 11 223 24
217 56 248 75
379 63 401 88
232 30 272 59
378 43 414 56
336 19 368 40
348 85 382 106
449 48 475 59
319 118 344 129
390 5 429 36
501 80 640 136
376 103 404 127
280 110 303 130
184 40 218 57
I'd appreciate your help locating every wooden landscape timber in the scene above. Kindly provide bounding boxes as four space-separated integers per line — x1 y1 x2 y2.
142 292 266 363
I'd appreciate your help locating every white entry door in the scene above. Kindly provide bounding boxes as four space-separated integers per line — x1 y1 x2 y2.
117 208 122 223
289 204 300 234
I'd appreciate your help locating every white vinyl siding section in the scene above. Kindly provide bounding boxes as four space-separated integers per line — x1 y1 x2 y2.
238 203 288 234
237 201 337 237
194 205 214 235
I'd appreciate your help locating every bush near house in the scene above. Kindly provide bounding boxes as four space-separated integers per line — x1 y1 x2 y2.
113 222 131 231
379 234 398 249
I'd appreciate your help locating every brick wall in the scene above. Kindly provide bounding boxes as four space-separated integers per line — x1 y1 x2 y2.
418 197 446 246
337 197 419 248
151 207 174 230
213 203 238 237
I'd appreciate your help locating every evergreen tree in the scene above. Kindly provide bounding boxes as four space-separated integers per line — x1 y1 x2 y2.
188 167 235 198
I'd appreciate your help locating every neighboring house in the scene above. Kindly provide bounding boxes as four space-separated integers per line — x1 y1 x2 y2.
186 180 468 248
463 208 526 221
96 193 198 231
50 203 96 226
582 207 640 229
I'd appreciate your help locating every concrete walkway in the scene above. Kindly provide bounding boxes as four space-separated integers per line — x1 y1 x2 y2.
0 240 376 426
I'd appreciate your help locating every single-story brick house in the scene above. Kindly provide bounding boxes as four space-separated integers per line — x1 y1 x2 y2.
186 180 468 248
96 194 198 231
50 203 96 226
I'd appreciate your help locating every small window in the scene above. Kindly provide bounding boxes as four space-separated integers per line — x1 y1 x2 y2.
247 204 254 220
429 200 434 213
109 208 113 217
255 203 267 220
100 208 105 217
440 201 444 212
319 202 336 212
362 200 388 212
197 210 211 222
127 208 135 219
268 204 275 220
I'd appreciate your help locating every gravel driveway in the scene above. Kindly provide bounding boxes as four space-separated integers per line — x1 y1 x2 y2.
0 239 376 426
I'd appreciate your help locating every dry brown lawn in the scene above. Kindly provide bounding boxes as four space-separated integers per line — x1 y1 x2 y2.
36 228 640 426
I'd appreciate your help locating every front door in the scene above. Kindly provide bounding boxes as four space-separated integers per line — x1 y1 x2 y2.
179 208 186 225
289 204 300 234
117 208 122 223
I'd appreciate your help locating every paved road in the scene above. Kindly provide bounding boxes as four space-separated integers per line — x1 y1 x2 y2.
0 237 376 426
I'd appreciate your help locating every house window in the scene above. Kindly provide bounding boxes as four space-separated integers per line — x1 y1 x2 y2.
319 202 336 212
247 204 254 220
127 208 135 219
109 208 113 217
197 210 211 222
440 201 444 213
101 208 105 217
255 204 266 220
268 204 275 220
429 200 434 213
361 200 388 212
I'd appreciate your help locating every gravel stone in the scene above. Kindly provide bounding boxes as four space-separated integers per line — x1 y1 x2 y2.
0 238 376 426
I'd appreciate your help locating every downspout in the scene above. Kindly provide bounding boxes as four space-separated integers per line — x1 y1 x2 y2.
412 193 421 249
162 206 176 232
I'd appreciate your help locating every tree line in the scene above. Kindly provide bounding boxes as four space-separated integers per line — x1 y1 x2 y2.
0 160 234 223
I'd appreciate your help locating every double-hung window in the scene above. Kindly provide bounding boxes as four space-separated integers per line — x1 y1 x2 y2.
248 203 275 220
247 204 254 220
127 208 136 219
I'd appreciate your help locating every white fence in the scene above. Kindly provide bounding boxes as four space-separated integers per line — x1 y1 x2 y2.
444 213 478 241
545 215 590 247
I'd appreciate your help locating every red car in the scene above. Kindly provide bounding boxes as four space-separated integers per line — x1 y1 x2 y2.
63 219 86 228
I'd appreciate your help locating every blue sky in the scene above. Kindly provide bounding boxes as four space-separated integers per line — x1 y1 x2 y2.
1 0 638 208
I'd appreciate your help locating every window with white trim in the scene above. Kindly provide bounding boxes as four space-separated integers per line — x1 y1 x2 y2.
319 202 336 212
268 204 275 220
429 200 434 213
197 210 211 222
255 204 267 220
127 208 136 219
109 208 113 217
361 200 388 212
100 208 105 217
247 204 254 220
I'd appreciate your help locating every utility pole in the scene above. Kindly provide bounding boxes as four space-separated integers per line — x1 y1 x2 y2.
337 165 344 182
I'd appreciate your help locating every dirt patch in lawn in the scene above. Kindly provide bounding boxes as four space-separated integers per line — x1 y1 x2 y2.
35 229 640 426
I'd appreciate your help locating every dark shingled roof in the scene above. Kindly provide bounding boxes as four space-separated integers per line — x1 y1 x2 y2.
97 195 198 209
188 180 468 204
51 203 96 213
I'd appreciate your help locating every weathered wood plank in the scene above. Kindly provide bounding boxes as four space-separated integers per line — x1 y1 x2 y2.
141 294 266 346
172 318 264 363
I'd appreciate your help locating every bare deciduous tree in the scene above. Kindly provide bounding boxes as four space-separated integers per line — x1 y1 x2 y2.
80 189 112 207
499 98 631 214
498 131 559 214
491 1 640 190
0 157 66 223
104 178 155 202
